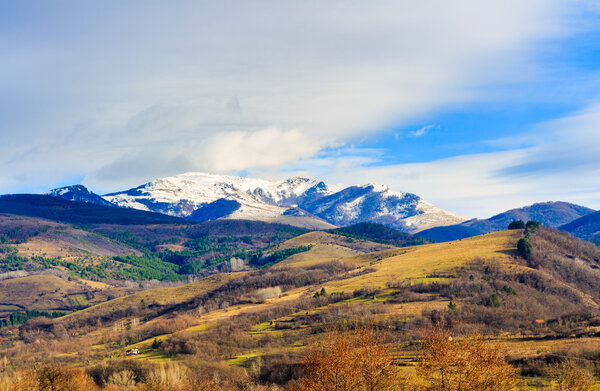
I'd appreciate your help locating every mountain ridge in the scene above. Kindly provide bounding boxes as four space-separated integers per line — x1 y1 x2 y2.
559 210 600 244
47 172 469 232
46 184 115 207
419 201 595 242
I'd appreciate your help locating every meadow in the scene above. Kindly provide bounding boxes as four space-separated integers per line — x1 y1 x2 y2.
0 220 599 389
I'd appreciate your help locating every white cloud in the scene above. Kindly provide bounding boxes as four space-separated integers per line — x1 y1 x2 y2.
412 125 436 137
313 104 600 217
198 127 325 173
0 1 577 193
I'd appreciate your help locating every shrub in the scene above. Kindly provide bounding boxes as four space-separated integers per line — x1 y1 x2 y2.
550 360 594 391
107 370 136 388
508 220 525 230
501 285 517 296
291 328 401 391
517 238 532 260
526 220 541 232
418 328 518 390
255 286 282 302
37 365 99 391
480 294 501 307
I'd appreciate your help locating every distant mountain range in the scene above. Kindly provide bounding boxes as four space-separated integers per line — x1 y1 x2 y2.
560 211 600 245
46 172 469 233
419 201 595 242
0 194 185 225
42 172 598 242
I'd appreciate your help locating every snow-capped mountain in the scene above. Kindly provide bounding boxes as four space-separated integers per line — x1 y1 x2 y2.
46 185 115 207
298 183 468 232
48 172 469 232
103 173 330 223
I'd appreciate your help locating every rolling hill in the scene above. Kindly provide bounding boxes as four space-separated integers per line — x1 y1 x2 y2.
0 198 323 321
327 222 431 247
0 194 185 225
559 210 600 244
419 201 594 242
2 223 600 388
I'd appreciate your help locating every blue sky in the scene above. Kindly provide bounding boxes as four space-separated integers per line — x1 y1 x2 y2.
1 1 600 217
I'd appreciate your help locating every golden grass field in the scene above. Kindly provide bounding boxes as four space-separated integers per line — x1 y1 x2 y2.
7 227 599 389
59 272 238 323
0 274 98 311
323 229 521 291
54 229 521 365
274 231 393 268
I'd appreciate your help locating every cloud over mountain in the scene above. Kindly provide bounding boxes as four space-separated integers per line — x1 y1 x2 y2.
0 1 574 194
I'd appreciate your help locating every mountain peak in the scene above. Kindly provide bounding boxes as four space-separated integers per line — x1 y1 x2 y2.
47 185 115 207
362 183 390 192
94 171 470 232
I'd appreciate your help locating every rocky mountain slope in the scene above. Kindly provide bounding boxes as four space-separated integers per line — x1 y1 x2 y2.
46 185 115 207
52 172 468 233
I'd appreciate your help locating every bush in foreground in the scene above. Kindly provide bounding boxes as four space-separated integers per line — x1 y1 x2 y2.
417 328 518 390
290 327 401 391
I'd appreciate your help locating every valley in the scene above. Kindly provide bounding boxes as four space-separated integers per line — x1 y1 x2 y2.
0 184 597 389
0 195 599 389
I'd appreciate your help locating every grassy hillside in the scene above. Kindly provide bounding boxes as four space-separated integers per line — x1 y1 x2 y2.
0 207 311 324
0 212 307 279
2 226 600 389
323 229 520 291
0 274 125 310
328 222 431 247
272 231 395 268
0 274 136 328
58 273 237 328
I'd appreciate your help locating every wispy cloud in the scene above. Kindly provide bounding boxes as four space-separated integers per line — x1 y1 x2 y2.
0 1 578 193
411 124 437 137
0 1 599 219
310 104 600 217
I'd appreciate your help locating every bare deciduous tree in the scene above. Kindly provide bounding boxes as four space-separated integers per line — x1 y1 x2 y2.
292 327 401 391
417 327 518 391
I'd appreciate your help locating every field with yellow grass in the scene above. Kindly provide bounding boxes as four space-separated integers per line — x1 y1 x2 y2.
2 225 600 389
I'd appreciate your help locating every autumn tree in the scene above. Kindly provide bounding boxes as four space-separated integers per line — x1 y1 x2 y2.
417 327 518 391
37 365 99 391
550 360 593 391
0 370 37 391
292 327 401 391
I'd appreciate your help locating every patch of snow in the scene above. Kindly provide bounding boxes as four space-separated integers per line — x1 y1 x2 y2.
99 171 469 232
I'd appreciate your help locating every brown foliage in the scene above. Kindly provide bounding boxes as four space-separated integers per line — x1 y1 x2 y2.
0 369 37 391
0 365 99 391
417 327 518 391
291 327 401 391
550 360 594 391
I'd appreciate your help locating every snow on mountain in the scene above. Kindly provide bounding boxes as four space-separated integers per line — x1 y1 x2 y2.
46 185 115 207
298 183 468 232
103 172 332 228
102 173 468 232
